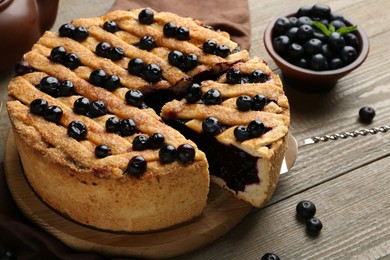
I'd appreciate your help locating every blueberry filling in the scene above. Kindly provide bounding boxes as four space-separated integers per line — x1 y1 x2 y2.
166 119 260 192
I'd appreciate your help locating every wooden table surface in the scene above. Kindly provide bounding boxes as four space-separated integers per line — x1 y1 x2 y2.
1 0 389 259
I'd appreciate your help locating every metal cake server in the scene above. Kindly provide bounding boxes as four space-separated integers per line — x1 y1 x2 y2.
280 125 390 174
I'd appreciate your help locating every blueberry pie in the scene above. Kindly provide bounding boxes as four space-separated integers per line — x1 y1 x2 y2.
7 8 289 232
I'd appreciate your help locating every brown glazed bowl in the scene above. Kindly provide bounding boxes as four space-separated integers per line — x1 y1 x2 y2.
263 11 370 92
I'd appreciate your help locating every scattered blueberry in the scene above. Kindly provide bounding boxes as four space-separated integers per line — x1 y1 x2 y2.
120 118 137 136
125 89 144 107
126 155 147 177
202 116 222 136
108 46 124 61
181 54 198 71
102 74 121 91
203 39 218 54
261 253 280 260
132 135 150 151
43 105 63 123
59 80 74 96
306 217 323 233
59 23 75 38
249 70 268 83
30 99 48 115
176 26 190 41
95 42 111 58
148 133 165 149
40 76 60 96
185 83 203 103
252 94 267 111
95 144 111 158
63 53 80 69
202 88 222 105
138 8 154 25
214 45 230 58
359 106 375 123
296 200 317 220
159 144 177 163
168 50 184 67
177 144 195 163
67 120 88 140
89 69 107 86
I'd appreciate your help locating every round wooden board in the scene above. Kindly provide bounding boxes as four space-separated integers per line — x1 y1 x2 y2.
4 131 253 259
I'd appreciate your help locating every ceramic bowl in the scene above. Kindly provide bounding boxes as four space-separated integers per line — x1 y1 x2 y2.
263 11 370 92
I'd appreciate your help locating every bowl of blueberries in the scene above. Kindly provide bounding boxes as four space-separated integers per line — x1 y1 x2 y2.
263 3 369 92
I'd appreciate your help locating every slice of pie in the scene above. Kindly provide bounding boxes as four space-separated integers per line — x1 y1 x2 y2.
7 8 289 232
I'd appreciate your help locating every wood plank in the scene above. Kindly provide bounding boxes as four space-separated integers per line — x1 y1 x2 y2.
180 155 390 259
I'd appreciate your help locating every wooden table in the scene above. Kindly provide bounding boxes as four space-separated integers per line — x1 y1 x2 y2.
1 0 389 259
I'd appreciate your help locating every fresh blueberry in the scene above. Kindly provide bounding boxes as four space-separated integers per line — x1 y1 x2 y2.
40 76 60 96
30 99 48 115
248 120 265 138
202 116 222 135
59 23 75 38
203 39 217 54
297 16 312 26
148 133 165 149
322 44 335 59
141 63 162 83
311 3 331 19
214 45 230 58
132 135 150 150
126 155 147 177
273 35 290 54
138 8 154 25
168 50 184 67
43 105 63 124
296 200 317 220
359 106 376 123
329 57 344 70
163 22 177 38
252 94 267 111
95 42 111 58
202 88 222 105
226 68 242 84
89 69 107 86
128 58 145 76
295 24 314 43
73 97 90 115
125 89 144 107
273 17 291 35
73 26 89 41
105 116 121 133
328 32 345 51
95 144 111 158
50 46 67 63
177 144 195 163
102 74 121 91
14 60 33 75
236 95 252 111
103 20 119 33
343 33 360 49
330 19 347 30
261 253 280 260
159 144 177 163
234 125 251 141
185 83 203 103
306 217 323 233
288 43 304 60
120 118 137 136
294 57 309 69
297 5 312 17
310 53 328 70
176 26 190 41
67 120 88 140
108 46 124 61
63 53 80 69
88 100 107 118
304 38 323 55
59 80 74 96
339 45 357 64
286 26 299 41
250 70 268 83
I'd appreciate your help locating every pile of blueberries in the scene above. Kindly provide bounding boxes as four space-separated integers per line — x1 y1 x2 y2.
272 3 360 71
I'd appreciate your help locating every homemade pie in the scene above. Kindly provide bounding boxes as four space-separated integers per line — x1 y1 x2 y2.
7 8 289 232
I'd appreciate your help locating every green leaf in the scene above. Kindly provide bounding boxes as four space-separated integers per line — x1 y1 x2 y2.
329 24 336 33
311 21 331 36
337 25 358 35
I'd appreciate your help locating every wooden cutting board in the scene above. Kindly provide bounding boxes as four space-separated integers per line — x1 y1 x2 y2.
4 131 253 259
